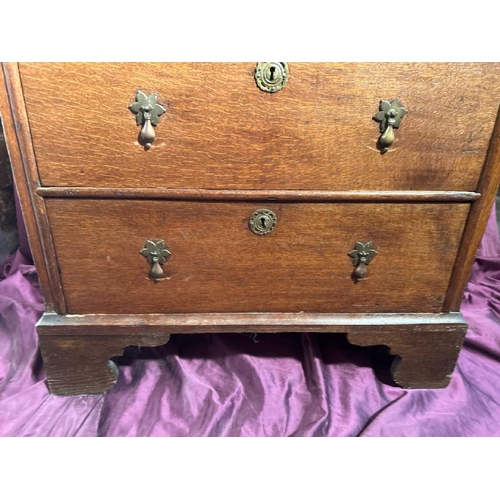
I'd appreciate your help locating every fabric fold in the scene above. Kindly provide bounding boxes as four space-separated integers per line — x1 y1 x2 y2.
1 206 500 436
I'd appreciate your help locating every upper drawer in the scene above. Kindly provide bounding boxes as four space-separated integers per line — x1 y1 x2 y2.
20 62 500 191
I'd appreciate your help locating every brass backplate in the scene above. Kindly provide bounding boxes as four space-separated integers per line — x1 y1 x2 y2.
249 209 277 235
255 63 289 93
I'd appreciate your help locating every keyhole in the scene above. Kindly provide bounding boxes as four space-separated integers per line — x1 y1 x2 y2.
249 209 277 235
266 64 281 83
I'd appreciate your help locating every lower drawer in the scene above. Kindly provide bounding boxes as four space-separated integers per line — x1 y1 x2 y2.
45 199 469 314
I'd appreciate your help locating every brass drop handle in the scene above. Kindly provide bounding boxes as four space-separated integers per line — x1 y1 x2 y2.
373 99 407 153
140 114 156 148
140 240 171 280
348 242 378 281
129 91 166 150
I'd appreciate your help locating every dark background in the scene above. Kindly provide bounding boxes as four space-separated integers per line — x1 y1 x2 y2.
0 121 19 266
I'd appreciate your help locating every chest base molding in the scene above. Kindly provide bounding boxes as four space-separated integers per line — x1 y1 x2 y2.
37 312 467 395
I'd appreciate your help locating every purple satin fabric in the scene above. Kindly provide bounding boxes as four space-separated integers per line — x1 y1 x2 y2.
1 207 500 436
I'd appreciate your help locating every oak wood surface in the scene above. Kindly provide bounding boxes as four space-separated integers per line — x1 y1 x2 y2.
45 199 469 314
38 311 467 335
444 108 500 310
36 186 481 202
37 311 466 393
19 62 500 191
348 326 466 389
38 332 170 395
0 63 66 312
6 62 497 393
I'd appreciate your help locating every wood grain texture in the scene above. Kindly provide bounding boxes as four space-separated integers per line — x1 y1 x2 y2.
38 331 170 395
444 107 500 310
9 62 495 394
19 62 500 191
45 199 469 314
0 63 66 312
38 311 467 335
349 325 466 388
38 311 466 392
36 186 481 202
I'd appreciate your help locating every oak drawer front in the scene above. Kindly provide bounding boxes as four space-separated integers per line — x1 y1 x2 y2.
20 62 499 191
45 199 469 314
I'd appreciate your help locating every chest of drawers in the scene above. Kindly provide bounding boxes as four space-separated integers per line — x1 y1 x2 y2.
1 62 499 395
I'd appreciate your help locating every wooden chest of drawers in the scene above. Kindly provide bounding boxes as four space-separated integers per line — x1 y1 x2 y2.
2 62 499 395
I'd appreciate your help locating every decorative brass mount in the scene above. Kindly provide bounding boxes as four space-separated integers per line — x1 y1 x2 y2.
129 91 166 150
140 240 171 280
373 99 407 153
255 63 289 93
249 209 277 235
348 241 377 281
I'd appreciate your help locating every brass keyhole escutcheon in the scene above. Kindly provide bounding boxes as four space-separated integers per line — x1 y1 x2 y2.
255 63 289 93
249 209 277 235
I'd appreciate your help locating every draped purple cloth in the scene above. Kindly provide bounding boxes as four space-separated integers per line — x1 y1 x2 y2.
1 206 500 436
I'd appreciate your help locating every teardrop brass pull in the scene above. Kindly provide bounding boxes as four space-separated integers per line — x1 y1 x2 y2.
348 242 378 282
373 99 407 153
140 240 171 281
129 91 166 150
